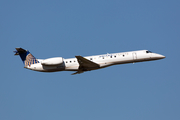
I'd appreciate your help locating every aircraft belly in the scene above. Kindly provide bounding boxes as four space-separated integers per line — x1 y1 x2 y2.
26 63 65 72
65 66 79 71
97 58 134 68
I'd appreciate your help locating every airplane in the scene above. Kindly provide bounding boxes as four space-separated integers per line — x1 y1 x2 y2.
14 48 165 75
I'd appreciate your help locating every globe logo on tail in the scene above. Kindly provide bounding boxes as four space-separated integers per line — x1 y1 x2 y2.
25 53 39 67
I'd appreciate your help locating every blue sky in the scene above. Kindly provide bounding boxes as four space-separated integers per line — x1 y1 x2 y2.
0 0 180 120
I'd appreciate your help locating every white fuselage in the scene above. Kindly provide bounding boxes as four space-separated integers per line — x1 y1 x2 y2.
25 50 165 73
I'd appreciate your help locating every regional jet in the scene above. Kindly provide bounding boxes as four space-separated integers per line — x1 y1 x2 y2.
14 48 165 75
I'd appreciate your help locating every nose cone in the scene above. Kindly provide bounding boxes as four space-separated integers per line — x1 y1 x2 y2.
152 53 166 59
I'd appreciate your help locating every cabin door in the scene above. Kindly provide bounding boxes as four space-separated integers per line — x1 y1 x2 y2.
133 52 137 61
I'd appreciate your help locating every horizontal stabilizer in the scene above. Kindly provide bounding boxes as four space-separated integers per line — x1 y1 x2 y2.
14 48 27 55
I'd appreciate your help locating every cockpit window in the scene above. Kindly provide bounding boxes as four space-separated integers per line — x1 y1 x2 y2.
146 51 152 53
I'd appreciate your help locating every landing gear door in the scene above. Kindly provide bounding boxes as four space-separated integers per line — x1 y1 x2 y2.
133 52 137 61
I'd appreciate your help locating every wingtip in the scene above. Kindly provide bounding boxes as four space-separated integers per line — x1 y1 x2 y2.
71 71 84 75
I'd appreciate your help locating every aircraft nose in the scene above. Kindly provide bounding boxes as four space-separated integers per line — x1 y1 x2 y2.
152 53 166 59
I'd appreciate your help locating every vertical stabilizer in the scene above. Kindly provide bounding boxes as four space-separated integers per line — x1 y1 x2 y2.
14 48 39 67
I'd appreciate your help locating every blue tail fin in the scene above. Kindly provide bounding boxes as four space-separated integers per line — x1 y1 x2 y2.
14 48 39 67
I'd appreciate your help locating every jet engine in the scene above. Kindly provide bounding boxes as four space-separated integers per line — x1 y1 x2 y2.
41 57 64 66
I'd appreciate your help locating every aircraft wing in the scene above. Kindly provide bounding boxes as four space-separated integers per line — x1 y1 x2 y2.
75 56 100 70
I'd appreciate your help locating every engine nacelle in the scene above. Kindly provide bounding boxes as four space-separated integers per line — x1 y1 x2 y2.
41 57 64 66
